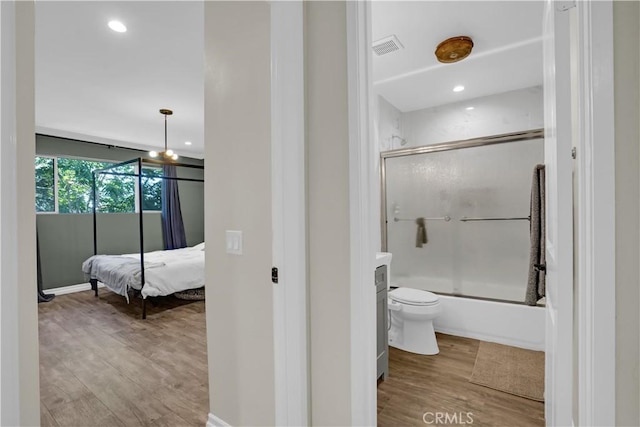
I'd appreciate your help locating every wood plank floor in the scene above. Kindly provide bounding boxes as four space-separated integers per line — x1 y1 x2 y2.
378 334 545 427
42 292 543 426
39 289 208 427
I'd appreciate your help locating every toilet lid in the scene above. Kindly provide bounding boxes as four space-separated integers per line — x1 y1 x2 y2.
389 288 439 306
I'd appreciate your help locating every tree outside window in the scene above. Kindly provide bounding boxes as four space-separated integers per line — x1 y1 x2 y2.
141 167 163 211
35 156 55 212
35 157 162 213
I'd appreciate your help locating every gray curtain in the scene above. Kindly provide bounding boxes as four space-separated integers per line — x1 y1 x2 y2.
37 228 54 303
161 165 188 250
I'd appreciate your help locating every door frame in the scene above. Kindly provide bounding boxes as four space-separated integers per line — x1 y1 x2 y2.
0 1 40 425
2 2 314 425
270 2 309 425
543 1 575 423
345 0 617 425
574 1 616 424
272 3 379 424
346 1 377 425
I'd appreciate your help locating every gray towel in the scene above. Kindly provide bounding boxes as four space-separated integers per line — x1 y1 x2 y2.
416 217 427 248
525 165 546 305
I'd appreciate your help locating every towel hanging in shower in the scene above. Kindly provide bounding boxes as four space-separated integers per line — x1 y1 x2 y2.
525 164 546 306
416 217 428 248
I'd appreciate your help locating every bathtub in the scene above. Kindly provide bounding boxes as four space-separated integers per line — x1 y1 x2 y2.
392 276 545 351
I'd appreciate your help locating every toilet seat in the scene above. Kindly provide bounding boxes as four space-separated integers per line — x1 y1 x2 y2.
389 287 439 306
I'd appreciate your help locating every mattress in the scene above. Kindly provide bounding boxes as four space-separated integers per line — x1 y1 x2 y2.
82 243 205 300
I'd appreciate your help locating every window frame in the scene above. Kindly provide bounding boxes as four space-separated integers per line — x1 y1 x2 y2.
35 155 163 215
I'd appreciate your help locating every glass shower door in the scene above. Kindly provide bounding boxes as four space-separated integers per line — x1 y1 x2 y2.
383 138 544 303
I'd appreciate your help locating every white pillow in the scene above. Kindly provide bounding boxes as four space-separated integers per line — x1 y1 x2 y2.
192 242 205 251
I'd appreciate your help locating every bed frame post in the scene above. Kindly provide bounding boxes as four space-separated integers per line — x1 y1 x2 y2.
92 170 98 256
90 278 98 297
137 158 147 319
92 171 98 297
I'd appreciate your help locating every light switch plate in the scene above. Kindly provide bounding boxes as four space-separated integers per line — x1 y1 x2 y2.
226 230 243 255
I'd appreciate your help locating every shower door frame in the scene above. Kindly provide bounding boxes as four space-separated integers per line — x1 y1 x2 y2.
380 128 545 260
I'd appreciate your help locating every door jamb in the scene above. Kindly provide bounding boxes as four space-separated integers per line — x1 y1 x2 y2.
270 2 309 426
346 1 377 425
575 1 616 424
0 1 40 425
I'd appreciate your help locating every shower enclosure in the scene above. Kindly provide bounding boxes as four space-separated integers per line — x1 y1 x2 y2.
382 130 544 304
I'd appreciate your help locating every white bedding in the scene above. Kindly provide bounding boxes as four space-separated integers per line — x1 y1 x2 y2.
122 245 205 298
85 243 205 300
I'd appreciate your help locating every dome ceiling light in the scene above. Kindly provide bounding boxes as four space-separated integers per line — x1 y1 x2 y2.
435 36 474 63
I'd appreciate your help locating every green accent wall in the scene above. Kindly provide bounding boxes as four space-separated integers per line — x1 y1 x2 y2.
36 134 204 289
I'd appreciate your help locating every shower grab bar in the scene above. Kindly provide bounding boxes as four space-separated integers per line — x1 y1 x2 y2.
459 216 530 222
393 216 452 222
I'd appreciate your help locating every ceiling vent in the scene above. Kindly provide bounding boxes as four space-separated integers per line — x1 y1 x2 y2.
372 35 404 56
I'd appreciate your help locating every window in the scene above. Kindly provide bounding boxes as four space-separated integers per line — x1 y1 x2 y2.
35 156 163 213
35 156 55 212
58 158 128 213
141 167 163 211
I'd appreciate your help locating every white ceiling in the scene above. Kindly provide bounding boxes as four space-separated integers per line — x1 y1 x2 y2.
372 1 544 112
36 1 544 156
35 1 205 158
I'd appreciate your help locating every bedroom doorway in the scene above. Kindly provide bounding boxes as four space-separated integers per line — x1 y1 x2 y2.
33 2 209 425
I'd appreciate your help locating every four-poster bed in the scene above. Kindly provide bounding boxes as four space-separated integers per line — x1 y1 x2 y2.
83 157 204 319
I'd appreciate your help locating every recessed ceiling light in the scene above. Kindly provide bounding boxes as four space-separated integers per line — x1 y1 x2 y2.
453 85 465 93
466 106 474 111
184 141 192 146
108 20 127 33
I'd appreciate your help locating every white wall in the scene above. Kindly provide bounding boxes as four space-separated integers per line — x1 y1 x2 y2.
0 1 40 425
306 2 353 425
397 86 543 148
204 2 275 425
613 2 640 425
376 95 404 152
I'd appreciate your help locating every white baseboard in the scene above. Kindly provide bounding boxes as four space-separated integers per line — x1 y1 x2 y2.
46 282 105 296
207 413 231 427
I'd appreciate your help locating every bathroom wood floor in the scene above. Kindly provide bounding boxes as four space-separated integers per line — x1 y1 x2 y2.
377 334 545 427
38 289 208 427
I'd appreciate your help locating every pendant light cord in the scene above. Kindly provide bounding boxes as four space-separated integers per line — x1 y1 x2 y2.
164 114 168 152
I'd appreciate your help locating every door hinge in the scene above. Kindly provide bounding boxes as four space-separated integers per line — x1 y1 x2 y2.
272 267 279 284
556 1 576 12
571 147 577 159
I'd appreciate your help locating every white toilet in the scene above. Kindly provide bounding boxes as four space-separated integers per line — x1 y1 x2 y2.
388 287 442 355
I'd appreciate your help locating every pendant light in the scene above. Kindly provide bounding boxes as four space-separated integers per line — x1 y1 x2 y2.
149 109 179 161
